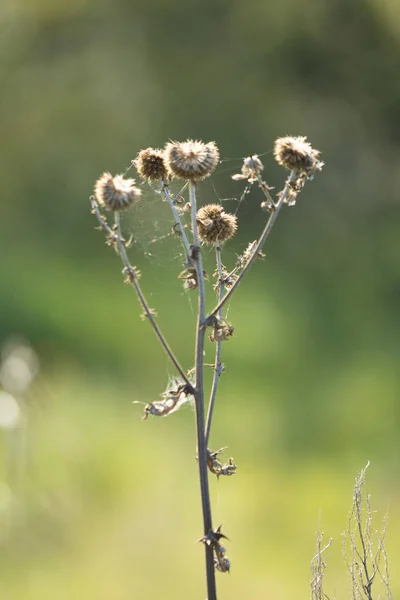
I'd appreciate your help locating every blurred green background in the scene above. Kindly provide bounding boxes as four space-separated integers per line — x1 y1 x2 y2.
0 0 400 598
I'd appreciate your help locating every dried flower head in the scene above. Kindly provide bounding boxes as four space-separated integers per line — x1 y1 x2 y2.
139 378 194 420
197 204 237 245
178 266 208 291
232 154 264 182
273 136 323 177
133 148 169 181
208 317 234 342
207 448 237 479
215 555 231 573
164 139 219 180
94 172 141 211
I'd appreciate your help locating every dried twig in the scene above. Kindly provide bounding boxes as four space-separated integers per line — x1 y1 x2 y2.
205 243 224 447
310 529 332 600
344 462 392 600
90 197 191 388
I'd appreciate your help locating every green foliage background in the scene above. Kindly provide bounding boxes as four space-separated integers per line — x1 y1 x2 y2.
0 0 400 598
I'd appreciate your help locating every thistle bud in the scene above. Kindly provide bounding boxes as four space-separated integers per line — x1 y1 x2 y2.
133 148 169 181
209 317 234 342
164 139 219 181
94 172 141 211
196 204 237 245
232 154 264 182
273 136 323 177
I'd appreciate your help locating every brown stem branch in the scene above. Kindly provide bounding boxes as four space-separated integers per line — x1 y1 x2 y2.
161 181 191 257
207 170 297 320
90 197 192 388
205 244 224 447
189 181 217 600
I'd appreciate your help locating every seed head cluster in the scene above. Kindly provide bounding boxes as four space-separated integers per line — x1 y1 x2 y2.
273 136 323 177
134 147 169 181
197 204 237 245
90 134 324 587
164 139 219 181
94 172 141 211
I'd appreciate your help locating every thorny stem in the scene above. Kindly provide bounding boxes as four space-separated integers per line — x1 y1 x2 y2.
255 172 276 207
207 170 297 319
161 181 191 258
90 197 191 388
205 244 224 446
189 181 217 600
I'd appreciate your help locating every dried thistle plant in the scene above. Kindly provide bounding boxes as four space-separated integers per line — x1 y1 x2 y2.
343 463 393 600
310 465 393 600
310 528 332 600
90 136 323 600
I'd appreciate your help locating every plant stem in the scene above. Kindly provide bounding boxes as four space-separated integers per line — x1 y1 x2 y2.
161 181 191 258
90 197 191 388
207 170 297 319
189 181 217 600
205 244 224 446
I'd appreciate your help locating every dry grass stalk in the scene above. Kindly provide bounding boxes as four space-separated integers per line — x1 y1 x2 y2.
344 463 392 600
310 529 333 600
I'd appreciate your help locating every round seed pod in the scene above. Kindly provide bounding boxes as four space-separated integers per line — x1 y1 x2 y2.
134 148 169 181
94 172 141 211
196 204 237 245
273 136 321 176
164 139 219 181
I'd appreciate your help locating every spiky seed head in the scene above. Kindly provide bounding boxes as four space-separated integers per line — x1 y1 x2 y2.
273 136 322 176
134 148 169 181
232 154 264 182
196 204 237 245
164 139 220 181
209 318 234 342
94 172 141 211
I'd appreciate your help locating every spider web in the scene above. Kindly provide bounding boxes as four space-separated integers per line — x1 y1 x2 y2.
124 148 273 411
120 179 190 269
119 148 272 264
117 148 274 313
